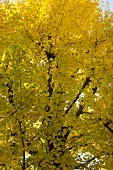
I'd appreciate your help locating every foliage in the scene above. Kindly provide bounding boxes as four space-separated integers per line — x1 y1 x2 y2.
0 0 113 169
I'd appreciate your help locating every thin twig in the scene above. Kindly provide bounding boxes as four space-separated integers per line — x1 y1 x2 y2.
6 89 35 118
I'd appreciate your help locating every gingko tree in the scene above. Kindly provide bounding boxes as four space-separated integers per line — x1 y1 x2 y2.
0 0 113 169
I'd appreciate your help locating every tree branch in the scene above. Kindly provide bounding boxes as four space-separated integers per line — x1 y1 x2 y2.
65 77 91 115
6 89 35 118
6 80 15 106
75 156 95 169
104 122 113 133
98 118 113 134
19 121 26 170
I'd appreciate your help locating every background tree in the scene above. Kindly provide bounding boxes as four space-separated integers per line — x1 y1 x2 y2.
0 0 113 169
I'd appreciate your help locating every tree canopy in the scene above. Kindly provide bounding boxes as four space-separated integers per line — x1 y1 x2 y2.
0 0 113 169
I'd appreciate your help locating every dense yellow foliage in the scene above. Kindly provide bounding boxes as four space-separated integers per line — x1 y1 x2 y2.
0 0 113 169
